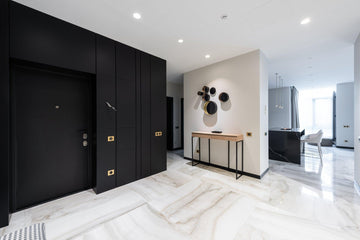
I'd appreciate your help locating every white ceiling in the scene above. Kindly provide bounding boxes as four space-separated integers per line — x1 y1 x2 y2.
14 0 360 90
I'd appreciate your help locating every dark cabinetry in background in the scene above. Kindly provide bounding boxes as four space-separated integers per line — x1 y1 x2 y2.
150 56 167 174
95 36 117 193
0 1 166 227
0 0 10 228
139 53 167 178
115 43 137 186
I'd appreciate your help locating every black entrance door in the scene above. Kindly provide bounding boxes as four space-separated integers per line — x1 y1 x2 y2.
11 63 93 211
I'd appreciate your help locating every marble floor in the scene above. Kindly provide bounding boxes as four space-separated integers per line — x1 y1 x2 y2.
1 146 360 239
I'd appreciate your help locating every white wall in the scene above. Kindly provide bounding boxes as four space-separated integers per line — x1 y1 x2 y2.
184 50 269 176
336 82 354 148
260 52 269 174
354 33 360 191
167 82 184 149
268 87 292 129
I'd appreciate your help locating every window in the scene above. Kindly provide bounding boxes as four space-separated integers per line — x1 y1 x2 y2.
299 88 334 138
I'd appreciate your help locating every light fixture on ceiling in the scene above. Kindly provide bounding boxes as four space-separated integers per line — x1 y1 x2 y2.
220 14 228 20
275 73 284 109
133 12 142 20
205 54 211 59
178 39 184 43
300 17 311 25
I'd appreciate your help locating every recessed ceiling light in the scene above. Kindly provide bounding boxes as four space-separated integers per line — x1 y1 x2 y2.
178 39 184 43
220 14 228 20
205 54 211 59
133 12 142 20
300 17 311 25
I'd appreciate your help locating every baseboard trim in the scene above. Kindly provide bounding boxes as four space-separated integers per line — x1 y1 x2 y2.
335 146 354 149
355 180 360 196
184 157 266 179
169 147 183 151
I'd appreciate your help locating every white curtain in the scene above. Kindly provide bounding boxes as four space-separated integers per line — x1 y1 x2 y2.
291 87 300 128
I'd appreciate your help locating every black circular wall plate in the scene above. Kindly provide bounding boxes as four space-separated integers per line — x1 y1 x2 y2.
197 91 204 96
210 87 216 95
204 101 218 115
202 86 209 93
219 92 229 102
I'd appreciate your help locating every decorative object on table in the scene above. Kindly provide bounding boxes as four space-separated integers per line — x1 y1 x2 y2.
219 92 229 102
203 94 210 101
210 87 216 95
204 101 217 115
0 223 46 240
197 91 204 96
211 130 223 133
202 86 209 93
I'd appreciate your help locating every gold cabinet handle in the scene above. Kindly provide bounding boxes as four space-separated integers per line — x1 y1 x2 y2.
108 169 115 176
155 131 163 137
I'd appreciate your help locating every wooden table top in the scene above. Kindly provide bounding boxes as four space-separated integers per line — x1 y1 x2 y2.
192 131 244 141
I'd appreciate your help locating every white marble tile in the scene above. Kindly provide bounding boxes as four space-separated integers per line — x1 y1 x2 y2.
1 147 360 240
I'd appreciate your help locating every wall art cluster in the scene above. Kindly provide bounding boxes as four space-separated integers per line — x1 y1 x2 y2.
197 86 229 115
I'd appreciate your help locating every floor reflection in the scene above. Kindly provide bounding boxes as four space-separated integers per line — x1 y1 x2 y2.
270 144 358 204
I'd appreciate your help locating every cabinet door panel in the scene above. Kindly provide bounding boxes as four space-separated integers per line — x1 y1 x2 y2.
150 56 167 174
95 36 116 193
140 53 151 178
10 2 95 73
0 0 10 228
116 127 136 185
116 43 137 185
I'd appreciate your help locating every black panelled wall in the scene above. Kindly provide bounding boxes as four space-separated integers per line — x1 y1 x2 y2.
115 43 137 186
0 1 166 227
0 0 10 227
95 36 117 193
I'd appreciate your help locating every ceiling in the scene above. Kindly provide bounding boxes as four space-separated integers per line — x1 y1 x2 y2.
14 0 360 90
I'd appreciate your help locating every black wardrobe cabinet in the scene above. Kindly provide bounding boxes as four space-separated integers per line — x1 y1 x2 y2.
0 0 10 228
95 36 117 193
0 0 167 227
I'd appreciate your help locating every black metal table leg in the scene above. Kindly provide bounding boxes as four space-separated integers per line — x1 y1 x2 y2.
228 141 230 168
191 136 199 166
199 137 201 163
208 138 211 165
236 141 238 179
242 140 244 176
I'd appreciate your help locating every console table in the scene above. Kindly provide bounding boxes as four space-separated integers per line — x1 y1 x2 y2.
191 131 244 179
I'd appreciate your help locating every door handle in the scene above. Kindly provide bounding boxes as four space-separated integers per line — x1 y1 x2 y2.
105 101 117 111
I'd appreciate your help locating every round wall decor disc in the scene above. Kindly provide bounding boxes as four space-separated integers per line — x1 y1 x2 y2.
203 94 210 101
204 101 218 115
202 86 209 93
219 92 229 102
